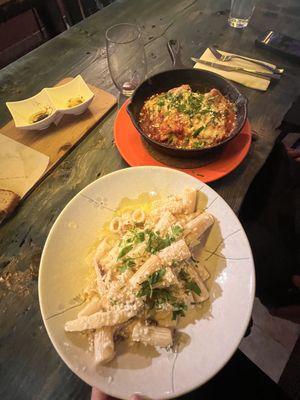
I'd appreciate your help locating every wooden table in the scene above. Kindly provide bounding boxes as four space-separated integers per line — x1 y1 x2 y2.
0 1 299 399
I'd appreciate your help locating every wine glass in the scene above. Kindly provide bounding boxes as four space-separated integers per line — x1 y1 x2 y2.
106 23 147 97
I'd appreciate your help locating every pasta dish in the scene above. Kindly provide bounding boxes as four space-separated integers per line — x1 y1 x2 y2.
65 188 214 364
138 85 236 149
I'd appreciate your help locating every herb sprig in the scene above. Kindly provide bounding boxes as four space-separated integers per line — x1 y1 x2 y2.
136 268 189 320
172 302 188 320
119 257 136 273
137 268 166 298
146 230 174 254
118 230 146 258
171 225 183 237
178 269 201 296
158 91 207 118
146 225 183 254
118 244 133 259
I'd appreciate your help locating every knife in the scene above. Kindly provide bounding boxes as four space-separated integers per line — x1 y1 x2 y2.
191 57 281 80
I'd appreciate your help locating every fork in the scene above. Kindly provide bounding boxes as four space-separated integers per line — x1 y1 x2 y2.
209 47 284 74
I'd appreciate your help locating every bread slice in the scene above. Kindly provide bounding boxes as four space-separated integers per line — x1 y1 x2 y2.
0 189 20 223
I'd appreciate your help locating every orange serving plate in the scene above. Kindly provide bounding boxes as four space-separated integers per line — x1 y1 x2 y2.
114 100 251 183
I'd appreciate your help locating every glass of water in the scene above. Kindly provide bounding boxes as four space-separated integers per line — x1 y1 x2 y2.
228 0 255 29
106 23 147 97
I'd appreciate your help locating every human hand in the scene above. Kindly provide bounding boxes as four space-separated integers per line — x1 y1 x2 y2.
91 387 145 400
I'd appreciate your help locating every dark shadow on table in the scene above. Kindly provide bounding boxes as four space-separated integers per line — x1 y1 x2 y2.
177 350 291 400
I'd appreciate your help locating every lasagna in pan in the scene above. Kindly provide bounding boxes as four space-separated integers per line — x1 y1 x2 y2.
139 84 236 149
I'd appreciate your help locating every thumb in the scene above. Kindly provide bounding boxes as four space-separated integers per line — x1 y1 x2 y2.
130 395 144 400
91 387 110 400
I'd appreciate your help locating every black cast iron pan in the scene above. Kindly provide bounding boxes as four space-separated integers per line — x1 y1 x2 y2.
127 40 248 159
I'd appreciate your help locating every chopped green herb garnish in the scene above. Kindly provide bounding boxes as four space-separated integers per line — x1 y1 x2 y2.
150 288 176 309
172 302 187 320
146 230 175 254
134 231 145 243
178 269 190 281
158 90 206 118
192 126 205 138
118 244 133 259
137 268 166 298
200 108 210 115
119 257 136 273
171 225 183 237
211 110 222 119
136 267 190 317
192 141 205 149
109 298 117 305
148 268 166 286
185 281 201 295
139 287 177 310
178 268 201 296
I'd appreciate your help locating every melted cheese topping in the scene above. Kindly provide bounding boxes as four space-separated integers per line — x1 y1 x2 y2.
139 85 236 149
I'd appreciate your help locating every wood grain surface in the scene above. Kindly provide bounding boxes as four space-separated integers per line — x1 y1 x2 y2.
1 78 116 192
0 1 300 399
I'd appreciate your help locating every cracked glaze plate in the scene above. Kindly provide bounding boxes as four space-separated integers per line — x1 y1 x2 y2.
39 166 255 400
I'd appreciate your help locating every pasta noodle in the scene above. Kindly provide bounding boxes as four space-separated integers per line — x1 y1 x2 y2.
94 238 111 262
65 308 138 332
184 212 214 246
154 211 176 234
77 296 102 318
94 327 115 364
130 255 162 287
183 263 209 303
151 197 183 215
121 211 135 231
155 267 178 288
182 187 197 214
195 262 210 282
109 216 122 233
131 322 173 347
65 188 215 364
132 209 145 224
158 239 191 266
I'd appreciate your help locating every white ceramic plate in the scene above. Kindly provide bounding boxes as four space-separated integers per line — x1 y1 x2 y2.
39 166 255 400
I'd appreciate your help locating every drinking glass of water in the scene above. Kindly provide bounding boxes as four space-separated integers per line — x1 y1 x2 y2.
106 23 147 97
228 0 255 29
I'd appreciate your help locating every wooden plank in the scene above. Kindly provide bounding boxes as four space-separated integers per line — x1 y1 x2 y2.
0 78 116 197
1 78 116 173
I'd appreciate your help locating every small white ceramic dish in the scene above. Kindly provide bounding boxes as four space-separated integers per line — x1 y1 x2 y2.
6 89 57 130
39 166 255 400
46 75 94 115
6 75 94 131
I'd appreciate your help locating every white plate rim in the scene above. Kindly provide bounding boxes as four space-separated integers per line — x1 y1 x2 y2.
38 166 255 399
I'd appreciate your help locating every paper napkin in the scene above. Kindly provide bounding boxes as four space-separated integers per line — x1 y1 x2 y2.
0 134 49 197
194 48 278 91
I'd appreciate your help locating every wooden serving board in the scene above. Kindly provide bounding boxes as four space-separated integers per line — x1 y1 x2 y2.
1 78 117 194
